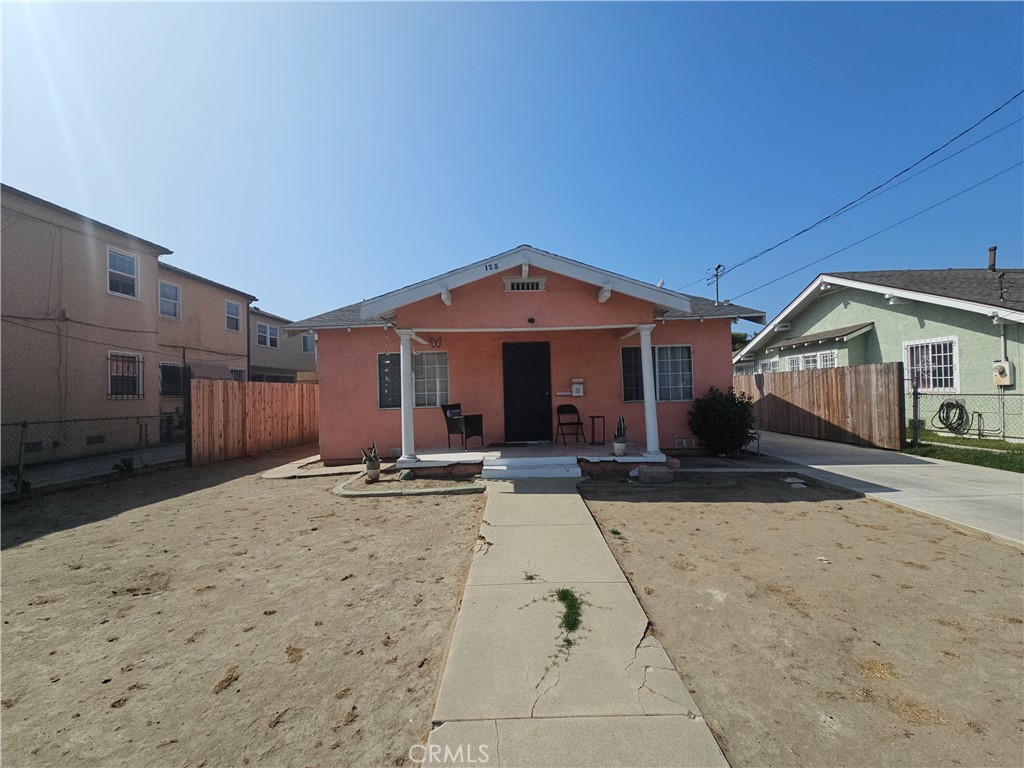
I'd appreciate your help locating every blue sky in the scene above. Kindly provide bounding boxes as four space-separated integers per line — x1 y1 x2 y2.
3 1 1022 332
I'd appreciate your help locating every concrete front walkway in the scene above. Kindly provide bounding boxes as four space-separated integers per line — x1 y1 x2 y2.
426 478 727 768
759 431 1024 544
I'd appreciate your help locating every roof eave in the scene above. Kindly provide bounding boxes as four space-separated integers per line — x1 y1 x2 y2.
357 245 693 320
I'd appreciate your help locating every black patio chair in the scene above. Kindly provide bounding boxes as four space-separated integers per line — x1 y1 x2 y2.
440 403 484 450
555 404 586 445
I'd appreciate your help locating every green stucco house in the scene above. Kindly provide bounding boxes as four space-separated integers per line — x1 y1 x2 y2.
733 250 1023 439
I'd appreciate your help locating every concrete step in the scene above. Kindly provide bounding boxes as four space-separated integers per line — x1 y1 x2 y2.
481 456 582 479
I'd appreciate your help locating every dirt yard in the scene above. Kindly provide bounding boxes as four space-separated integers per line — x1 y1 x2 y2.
581 473 1024 768
1 445 484 767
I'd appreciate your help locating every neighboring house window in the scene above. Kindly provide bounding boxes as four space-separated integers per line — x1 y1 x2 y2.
159 362 183 397
734 364 755 375
108 249 138 298
758 360 780 373
226 301 240 331
257 323 279 348
109 352 143 399
377 352 449 408
904 337 958 392
229 368 246 382
302 334 315 353
788 351 837 371
621 346 693 402
159 281 181 319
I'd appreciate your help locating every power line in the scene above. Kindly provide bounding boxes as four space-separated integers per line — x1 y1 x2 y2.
676 89 1024 291
1 317 250 363
728 160 1024 302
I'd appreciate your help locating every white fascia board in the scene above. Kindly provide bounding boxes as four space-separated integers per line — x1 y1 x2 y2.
732 276 826 363
823 275 1024 324
358 245 692 320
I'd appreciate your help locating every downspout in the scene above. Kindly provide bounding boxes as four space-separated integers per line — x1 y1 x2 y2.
246 300 253 380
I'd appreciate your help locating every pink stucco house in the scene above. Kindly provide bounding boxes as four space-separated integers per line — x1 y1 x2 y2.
289 246 764 469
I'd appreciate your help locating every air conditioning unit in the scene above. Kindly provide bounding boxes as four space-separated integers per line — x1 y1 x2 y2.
993 360 1014 387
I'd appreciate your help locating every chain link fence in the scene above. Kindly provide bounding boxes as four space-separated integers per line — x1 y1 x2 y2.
906 391 1024 444
2 414 187 498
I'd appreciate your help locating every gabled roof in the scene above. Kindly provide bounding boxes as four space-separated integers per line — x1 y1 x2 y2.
288 245 765 331
733 267 1024 364
2 183 173 256
159 262 257 301
829 269 1024 313
251 306 295 325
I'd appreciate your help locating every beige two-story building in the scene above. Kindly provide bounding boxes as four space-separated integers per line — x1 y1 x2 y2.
1 184 258 466
249 307 317 383
156 263 257 436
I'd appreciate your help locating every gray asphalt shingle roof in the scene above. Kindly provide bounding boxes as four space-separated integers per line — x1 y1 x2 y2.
829 269 1024 312
765 322 874 351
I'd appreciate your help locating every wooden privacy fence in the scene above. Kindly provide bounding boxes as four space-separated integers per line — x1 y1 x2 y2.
189 380 319 466
733 363 905 450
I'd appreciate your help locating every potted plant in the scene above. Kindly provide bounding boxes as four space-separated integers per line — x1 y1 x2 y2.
361 442 381 483
612 416 627 456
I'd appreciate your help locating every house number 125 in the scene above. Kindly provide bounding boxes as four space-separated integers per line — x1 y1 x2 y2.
484 263 500 271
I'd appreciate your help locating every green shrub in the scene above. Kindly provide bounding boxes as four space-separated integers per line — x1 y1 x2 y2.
686 386 756 455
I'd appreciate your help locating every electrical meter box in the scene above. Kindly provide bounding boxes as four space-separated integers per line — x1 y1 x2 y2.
571 378 584 397
993 360 1014 387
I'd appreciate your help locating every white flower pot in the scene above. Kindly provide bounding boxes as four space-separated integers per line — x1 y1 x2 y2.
613 442 626 457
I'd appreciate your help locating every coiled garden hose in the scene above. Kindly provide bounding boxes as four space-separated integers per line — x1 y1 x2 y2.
932 399 972 435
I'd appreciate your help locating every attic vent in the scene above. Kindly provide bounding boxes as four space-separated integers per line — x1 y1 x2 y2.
503 276 547 292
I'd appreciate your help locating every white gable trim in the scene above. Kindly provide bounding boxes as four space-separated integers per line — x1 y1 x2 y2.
358 245 692 320
732 273 1024 364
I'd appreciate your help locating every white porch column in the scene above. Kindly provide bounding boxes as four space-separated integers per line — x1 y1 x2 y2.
638 323 661 455
397 330 417 461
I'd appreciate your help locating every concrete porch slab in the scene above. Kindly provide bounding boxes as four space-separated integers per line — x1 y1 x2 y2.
432 582 697 722
470 524 626 585
426 715 728 767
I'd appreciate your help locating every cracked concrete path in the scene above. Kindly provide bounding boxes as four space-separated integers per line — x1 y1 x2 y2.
427 478 728 767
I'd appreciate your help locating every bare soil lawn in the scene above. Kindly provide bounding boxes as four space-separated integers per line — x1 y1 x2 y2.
581 472 1024 768
2 445 484 767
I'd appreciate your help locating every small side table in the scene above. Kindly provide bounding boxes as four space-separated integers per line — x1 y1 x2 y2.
589 415 606 446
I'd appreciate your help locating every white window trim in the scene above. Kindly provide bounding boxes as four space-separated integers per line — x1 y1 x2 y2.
758 360 780 373
734 363 755 376
903 335 960 393
621 344 694 403
158 280 182 320
159 361 184 398
226 301 241 332
108 351 144 398
257 322 280 348
376 351 449 409
107 247 140 300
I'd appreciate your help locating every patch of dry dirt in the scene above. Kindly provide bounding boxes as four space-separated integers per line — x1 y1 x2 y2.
1 445 484 767
581 473 1024 768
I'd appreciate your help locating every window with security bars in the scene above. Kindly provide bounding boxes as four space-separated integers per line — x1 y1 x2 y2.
377 352 449 408
905 338 958 392
159 363 183 397
759 360 780 373
621 346 693 402
109 353 143 399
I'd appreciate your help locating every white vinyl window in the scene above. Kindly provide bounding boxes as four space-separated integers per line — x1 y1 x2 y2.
621 346 693 402
302 334 315 353
759 359 780 373
257 323 279 348
159 281 181 319
734 363 755 375
226 301 241 331
108 249 138 298
904 337 958 392
377 352 449 408
786 351 838 371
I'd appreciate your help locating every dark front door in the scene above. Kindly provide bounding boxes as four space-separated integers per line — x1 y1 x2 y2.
502 342 552 443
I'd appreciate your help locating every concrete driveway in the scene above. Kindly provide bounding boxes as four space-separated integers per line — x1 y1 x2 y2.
758 431 1024 544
